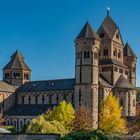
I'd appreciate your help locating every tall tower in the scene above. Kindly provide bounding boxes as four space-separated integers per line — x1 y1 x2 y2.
74 22 100 129
3 50 31 86
124 43 137 87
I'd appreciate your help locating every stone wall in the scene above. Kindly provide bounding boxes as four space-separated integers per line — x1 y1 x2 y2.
0 134 60 140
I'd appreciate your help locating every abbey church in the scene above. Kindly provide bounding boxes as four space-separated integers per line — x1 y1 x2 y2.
0 13 137 131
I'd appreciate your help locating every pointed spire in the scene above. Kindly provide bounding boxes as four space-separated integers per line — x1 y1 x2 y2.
3 50 31 71
76 22 99 40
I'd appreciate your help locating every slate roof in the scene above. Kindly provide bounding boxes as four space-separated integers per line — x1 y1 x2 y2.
98 15 123 43
3 50 31 71
16 78 75 93
5 104 55 116
99 74 112 88
114 75 134 89
99 59 127 68
0 81 15 92
76 22 99 40
98 15 118 38
124 43 137 58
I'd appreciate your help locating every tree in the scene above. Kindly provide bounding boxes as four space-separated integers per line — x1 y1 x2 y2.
73 106 92 131
99 92 127 134
26 116 67 135
44 100 75 131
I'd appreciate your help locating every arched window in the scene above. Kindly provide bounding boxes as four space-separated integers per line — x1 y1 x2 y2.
49 94 52 104
103 49 108 56
118 50 121 58
24 74 29 80
42 95 45 104
28 96 31 104
84 51 90 59
120 99 123 106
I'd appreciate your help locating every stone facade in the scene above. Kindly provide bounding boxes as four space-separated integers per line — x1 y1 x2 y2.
0 13 137 131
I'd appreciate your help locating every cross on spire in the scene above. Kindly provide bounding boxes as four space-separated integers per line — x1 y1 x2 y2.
107 7 110 16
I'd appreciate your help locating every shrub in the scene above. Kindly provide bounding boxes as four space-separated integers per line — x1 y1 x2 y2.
2 126 16 133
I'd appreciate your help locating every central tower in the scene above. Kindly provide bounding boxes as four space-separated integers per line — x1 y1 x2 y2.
74 22 100 129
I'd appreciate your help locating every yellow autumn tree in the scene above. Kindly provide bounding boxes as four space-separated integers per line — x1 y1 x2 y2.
99 92 127 135
26 116 67 135
44 100 75 131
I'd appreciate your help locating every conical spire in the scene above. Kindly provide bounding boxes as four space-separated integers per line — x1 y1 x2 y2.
3 50 31 71
76 22 99 40
124 43 137 58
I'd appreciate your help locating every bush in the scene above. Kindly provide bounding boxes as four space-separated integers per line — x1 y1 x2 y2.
59 130 108 140
2 126 16 133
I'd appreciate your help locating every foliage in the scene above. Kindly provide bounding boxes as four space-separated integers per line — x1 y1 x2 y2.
59 130 109 140
99 92 127 135
21 124 28 133
2 126 16 133
26 116 67 135
73 106 92 131
43 100 75 131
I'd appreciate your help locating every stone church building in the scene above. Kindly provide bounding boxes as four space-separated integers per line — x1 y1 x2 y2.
0 13 137 131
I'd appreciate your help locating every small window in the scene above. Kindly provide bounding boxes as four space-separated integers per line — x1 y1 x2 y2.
103 49 108 56
100 33 105 38
13 73 21 79
94 52 98 59
5 73 10 79
119 68 123 74
113 49 117 56
133 68 136 73
120 99 123 106
42 95 45 104
24 74 29 80
114 67 118 72
84 51 90 59
118 50 121 58
102 66 111 72
125 70 128 75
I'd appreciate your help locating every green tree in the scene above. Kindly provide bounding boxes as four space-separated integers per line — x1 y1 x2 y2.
44 100 75 131
99 92 127 135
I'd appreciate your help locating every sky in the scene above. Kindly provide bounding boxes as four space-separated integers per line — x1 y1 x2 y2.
0 0 140 86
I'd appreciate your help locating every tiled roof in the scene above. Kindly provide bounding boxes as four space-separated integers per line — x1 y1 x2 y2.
16 78 75 93
3 50 31 71
114 75 134 89
99 59 127 68
99 74 112 88
76 22 99 40
0 81 15 92
124 43 137 58
5 104 55 116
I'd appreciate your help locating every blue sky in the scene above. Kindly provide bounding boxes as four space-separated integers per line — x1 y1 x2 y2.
0 0 140 86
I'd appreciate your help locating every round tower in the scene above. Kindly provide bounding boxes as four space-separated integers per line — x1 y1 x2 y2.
74 22 100 129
